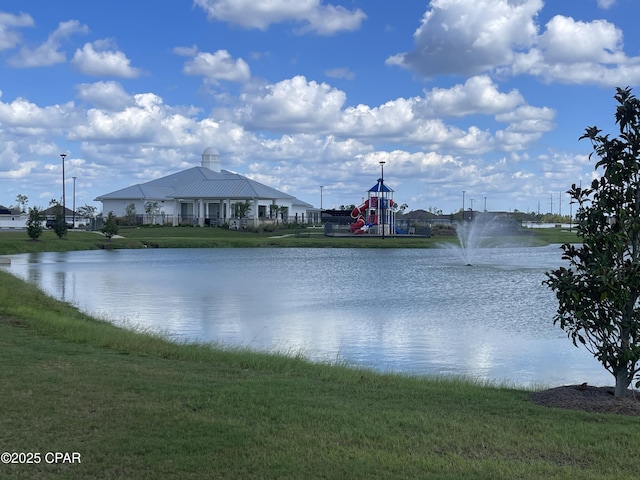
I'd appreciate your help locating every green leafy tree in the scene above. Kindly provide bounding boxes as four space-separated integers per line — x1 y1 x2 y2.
280 206 288 223
26 206 44 240
269 204 281 223
49 199 67 239
540 213 573 224
233 200 251 218
15 194 28 212
102 212 119 239
76 204 97 220
125 203 137 226
544 87 640 398
392 202 409 215
144 201 162 224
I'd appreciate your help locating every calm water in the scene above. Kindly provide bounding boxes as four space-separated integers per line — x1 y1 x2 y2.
6 246 611 388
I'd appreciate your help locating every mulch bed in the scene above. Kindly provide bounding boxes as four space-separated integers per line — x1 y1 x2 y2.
530 384 640 416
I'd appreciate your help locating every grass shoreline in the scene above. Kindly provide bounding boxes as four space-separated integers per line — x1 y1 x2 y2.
6 226 635 479
0 224 579 255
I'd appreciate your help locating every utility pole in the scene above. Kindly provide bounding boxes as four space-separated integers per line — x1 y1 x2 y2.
72 176 76 229
559 191 562 216
60 153 67 213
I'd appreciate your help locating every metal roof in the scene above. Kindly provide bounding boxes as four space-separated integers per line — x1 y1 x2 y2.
171 172 296 200
95 166 302 203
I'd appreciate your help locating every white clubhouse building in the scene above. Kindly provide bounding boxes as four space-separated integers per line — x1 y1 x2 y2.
95 149 319 227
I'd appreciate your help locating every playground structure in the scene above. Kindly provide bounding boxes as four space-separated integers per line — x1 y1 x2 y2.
349 177 396 235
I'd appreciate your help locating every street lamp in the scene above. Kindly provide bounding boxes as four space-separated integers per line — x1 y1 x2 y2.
72 176 76 229
462 190 465 222
380 161 385 239
60 153 67 213
319 185 324 224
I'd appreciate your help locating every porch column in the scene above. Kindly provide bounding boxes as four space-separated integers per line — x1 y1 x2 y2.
173 200 179 226
224 199 230 222
198 199 205 227
252 198 259 227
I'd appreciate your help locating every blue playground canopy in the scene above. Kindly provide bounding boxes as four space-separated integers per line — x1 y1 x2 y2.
368 179 394 193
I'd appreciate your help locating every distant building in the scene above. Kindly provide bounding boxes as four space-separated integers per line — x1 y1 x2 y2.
42 206 82 229
95 148 320 227
0 205 25 229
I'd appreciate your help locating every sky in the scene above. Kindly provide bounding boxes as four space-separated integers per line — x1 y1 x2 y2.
1 0 640 216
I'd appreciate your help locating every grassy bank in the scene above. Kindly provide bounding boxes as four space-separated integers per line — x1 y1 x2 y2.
1 267 639 479
0 225 577 255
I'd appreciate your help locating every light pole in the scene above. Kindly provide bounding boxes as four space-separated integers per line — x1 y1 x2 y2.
320 185 323 224
380 161 385 239
72 176 76 229
60 153 67 213
462 190 465 222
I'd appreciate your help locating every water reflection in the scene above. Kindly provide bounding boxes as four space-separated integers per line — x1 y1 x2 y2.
7 246 611 388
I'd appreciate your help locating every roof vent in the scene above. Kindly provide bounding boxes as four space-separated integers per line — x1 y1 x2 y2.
201 147 221 172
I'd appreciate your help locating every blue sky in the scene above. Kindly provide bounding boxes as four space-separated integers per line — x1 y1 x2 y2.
1 0 639 215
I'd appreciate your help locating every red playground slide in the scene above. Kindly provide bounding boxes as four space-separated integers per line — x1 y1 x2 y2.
350 200 369 234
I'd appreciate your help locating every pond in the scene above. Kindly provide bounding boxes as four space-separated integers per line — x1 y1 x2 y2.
6 246 610 388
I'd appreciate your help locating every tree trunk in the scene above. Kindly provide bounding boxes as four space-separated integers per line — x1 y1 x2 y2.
614 368 630 398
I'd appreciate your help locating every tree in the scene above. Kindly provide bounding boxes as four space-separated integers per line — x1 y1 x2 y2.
102 212 119 239
233 200 251 219
15 194 28 212
544 87 640 398
26 206 44 240
49 199 67 239
269 204 281 223
125 203 137 226
144 201 162 224
76 204 97 220
392 202 409 215
268 204 288 223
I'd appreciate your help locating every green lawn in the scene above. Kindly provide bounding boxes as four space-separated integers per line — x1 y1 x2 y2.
0 224 577 255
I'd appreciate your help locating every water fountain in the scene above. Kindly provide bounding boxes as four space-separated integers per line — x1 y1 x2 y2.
446 214 513 265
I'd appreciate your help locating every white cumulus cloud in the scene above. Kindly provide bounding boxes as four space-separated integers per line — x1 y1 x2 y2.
181 49 251 83
387 0 542 76
71 39 142 78
388 0 640 87
75 81 131 110
0 11 33 50
236 75 346 130
193 0 366 35
8 19 88 67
